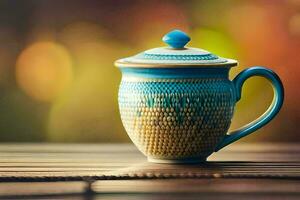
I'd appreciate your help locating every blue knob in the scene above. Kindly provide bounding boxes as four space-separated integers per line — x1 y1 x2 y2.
162 29 191 48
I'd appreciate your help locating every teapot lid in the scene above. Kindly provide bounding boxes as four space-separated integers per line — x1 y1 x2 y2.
115 29 237 68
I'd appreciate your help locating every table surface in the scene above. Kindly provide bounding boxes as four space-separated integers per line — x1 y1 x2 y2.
0 143 299 199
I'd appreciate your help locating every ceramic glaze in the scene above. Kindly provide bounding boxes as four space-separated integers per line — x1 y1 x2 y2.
115 30 284 163
119 68 234 161
162 29 190 48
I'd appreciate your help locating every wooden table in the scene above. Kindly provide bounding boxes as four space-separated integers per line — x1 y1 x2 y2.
0 143 299 199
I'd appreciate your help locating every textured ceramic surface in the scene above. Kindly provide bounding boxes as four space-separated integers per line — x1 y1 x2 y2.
116 30 284 163
119 68 234 161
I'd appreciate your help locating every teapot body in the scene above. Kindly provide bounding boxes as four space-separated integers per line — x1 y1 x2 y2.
118 67 236 162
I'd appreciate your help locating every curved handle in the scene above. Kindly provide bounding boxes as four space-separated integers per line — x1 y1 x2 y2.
215 66 284 151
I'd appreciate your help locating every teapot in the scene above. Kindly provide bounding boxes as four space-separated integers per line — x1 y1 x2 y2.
115 30 284 163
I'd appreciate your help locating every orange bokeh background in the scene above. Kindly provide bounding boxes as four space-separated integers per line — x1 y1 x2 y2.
0 0 299 143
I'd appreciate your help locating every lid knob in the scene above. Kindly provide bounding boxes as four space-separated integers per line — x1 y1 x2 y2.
162 29 191 49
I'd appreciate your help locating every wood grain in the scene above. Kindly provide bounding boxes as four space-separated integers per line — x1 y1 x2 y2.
0 143 298 199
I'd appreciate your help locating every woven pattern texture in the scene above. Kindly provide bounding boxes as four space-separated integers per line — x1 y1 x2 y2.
119 78 235 159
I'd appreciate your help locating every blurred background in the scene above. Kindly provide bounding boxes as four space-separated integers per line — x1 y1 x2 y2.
0 0 299 143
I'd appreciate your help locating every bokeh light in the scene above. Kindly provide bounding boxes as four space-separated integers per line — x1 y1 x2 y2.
0 0 298 143
289 13 300 36
47 21 128 142
190 28 239 60
16 42 73 102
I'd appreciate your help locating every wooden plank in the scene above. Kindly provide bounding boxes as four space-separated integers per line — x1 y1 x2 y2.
0 143 138 153
0 143 298 199
0 163 299 172
0 144 298 181
0 181 299 199
0 181 87 196
0 143 298 153
0 145 298 163
91 193 300 200
92 179 300 194
0 152 298 162
0 163 128 167
0 162 299 181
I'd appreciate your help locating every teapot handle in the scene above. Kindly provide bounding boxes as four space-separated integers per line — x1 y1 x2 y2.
215 67 284 151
